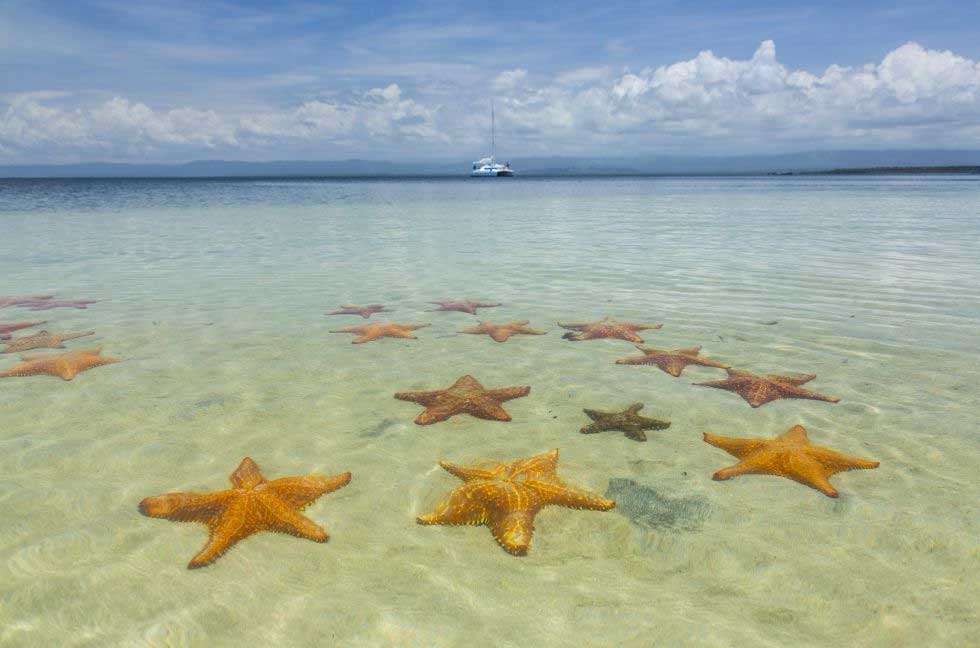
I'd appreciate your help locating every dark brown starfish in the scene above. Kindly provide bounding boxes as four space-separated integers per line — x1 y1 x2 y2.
0 295 52 308
428 300 500 315
17 299 97 311
559 316 662 343
330 321 430 344
2 330 95 353
326 304 391 319
580 403 671 442
0 321 47 337
459 320 546 343
615 345 730 377
695 368 840 408
394 374 530 425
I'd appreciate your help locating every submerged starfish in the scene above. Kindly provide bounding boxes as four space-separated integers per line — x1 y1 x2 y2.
326 304 391 319
559 316 662 343
139 457 351 569
330 321 430 344
616 345 730 377
2 330 94 353
0 348 120 380
417 448 615 556
17 299 97 311
428 300 501 315
0 295 52 308
0 321 47 337
704 425 879 498
394 374 530 425
695 368 840 408
580 403 671 442
459 320 546 343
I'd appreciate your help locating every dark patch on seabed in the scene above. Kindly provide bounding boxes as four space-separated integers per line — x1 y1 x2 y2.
361 418 399 438
605 478 710 531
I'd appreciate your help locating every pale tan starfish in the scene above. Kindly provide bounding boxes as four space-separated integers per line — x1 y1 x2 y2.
459 320 546 343
695 368 840 408
394 374 530 424
428 300 500 315
559 316 662 343
326 304 391 319
1 330 94 353
139 457 351 569
615 345 730 377
330 321 430 344
417 449 615 555
0 348 120 380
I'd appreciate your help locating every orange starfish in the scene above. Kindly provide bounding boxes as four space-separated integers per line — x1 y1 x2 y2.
2 329 94 353
394 374 530 424
695 368 840 408
139 457 351 569
459 320 546 343
704 425 879 497
615 345 730 377
0 320 46 340
559 316 662 343
417 449 615 556
330 321 430 344
0 348 119 380
428 300 500 315
0 295 52 308
327 304 391 319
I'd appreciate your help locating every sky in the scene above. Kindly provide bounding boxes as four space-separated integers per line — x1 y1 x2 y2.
1 0 979 163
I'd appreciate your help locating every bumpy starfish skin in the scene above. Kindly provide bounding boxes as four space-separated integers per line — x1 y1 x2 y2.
327 304 391 319
394 374 530 425
417 449 615 556
428 300 501 315
695 368 840 408
704 425 879 497
580 403 671 442
330 322 430 344
0 296 52 308
17 299 96 311
1 330 94 353
616 345 730 377
559 316 663 343
0 348 119 380
139 457 351 569
459 320 546 343
0 321 46 335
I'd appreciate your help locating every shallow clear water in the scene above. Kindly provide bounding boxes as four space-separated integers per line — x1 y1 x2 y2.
0 176 977 647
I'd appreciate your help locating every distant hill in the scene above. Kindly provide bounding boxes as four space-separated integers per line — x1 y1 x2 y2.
1 150 979 178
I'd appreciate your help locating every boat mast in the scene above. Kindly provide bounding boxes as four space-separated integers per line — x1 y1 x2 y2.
490 100 495 163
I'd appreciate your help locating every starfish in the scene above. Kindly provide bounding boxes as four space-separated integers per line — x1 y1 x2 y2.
139 457 351 569
326 304 391 319
0 321 46 337
394 374 530 425
330 321 430 344
559 316 662 343
0 348 120 380
428 300 501 315
459 320 546 343
703 425 879 498
17 299 97 311
695 368 840 408
2 330 95 353
417 449 615 556
0 295 52 308
580 403 671 442
615 345 730 377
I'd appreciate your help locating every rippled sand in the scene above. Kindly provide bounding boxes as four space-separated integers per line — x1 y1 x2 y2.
0 177 977 647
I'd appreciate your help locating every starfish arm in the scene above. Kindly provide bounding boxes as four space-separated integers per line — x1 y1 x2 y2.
351 333 381 344
64 331 95 341
626 403 644 414
703 433 770 459
487 510 536 556
263 500 330 542
485 385 531 402
417 482 491 526
488 329 511 342
582 409 607 422
624 428 648 442
580 422 607 434
637 416 671 431
0 361 43 378
557 322 590 330
617 330 646 343
438 461 499 482
406 324 431 331
525 478 616 511
330 326 363 334
413 403 459 425
562 332 587 341
615 355 649 365
464 397 513 422
513 449 560 475
393 389 443 406
626 323 663 331
265 472 352 509
710 454 774 481
186 499 254 569
778 384 841 404
459 325 483 335
806 446 880 472
692 356 731 370
660 358 687 376
767 374 816 386
138 491 230 523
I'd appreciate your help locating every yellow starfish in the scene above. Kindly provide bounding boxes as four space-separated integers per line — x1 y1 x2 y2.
418 449 615 555
139 457 351 569
0 348 119 380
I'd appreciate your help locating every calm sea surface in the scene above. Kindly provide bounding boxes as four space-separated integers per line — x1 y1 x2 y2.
0 176 977 647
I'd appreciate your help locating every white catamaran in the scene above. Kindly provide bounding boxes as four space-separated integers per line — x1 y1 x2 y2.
470 103 514 177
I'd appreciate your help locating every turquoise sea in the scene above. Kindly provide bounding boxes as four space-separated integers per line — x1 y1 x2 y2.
0 176 977 647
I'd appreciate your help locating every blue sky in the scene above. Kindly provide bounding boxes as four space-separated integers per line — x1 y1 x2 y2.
2 0 979 162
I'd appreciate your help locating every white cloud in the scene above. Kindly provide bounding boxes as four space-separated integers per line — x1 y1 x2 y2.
2 41 980 161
